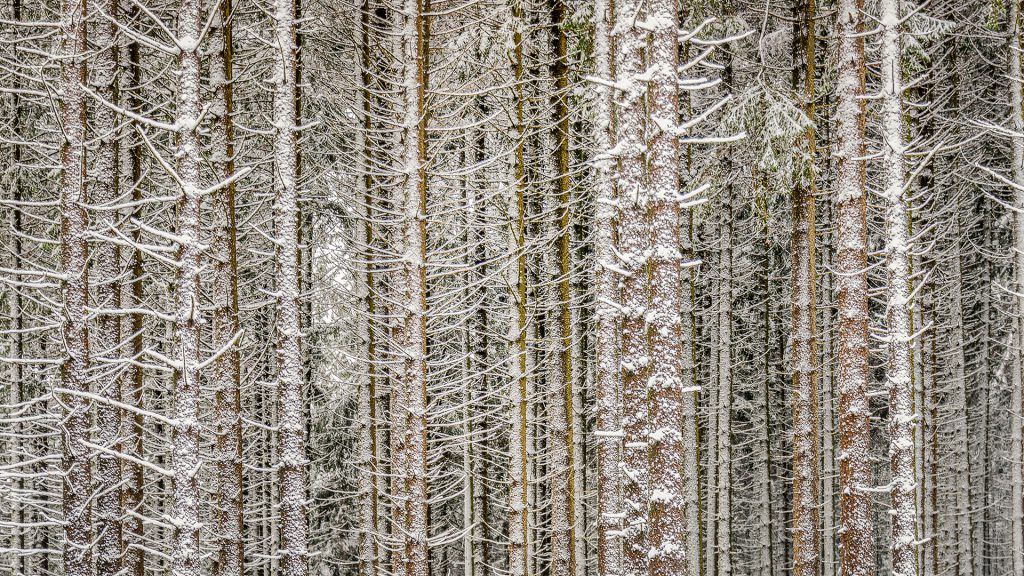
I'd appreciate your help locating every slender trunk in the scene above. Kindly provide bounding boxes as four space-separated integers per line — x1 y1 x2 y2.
8 1 28 564
212 1 244 574
949 210 974 576
759 223 775 576
1009 0 1024 571
790 0 820 573
58 0 94 571
123 24 146 576
879 0 918 572
716 168 734 576
592 1 623 575
820 73 837 576
834 0 874 570
548 1 576 573
508 4 531 576
357 3 381 575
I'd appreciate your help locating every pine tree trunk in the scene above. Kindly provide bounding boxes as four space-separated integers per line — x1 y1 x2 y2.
170 0 207 570
357 3 381 575
548 2 576 573
949 209 975 576
646 0 689 574
1009 0 1024 571
392 2 431 575
508 3 530 574
614 0 649 572
212 1 244 573
7 3 28 564
124 25 146 576
272 0 308 569
58 0 94 571
833 0 875 570
91 0 124 571
716 170 734 576
790 1 821 574
879 0 918 572
592 1 623 574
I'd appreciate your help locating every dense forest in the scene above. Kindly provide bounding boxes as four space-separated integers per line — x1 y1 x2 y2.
0 0 1022 574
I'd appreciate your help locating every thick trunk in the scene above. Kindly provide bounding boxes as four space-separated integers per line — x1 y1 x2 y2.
58 0 94 572
357 3 381 575
271 0 308 571
833 0 874 571
508 5 530 575
879 0 918 572
391 2 431 576
646 0 688 574
124 26 146 576
547 2 576 573
90 0 123 572
170 0 205 570
614 0 649 573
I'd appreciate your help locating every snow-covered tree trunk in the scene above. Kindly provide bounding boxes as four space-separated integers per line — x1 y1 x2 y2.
6 9 28 565
614 0 649 573
58 0 94 571
211 1 244 574
821 241 836 576
508 3 530 573
879 0 918 572
682 217 701 576
357 3 381 575
271 0 308 570
169 0 207 570
790 1 820 574
646 0 688 574
948 210 975 576
547 1 576 573
716 172 734 576
1009 0 1024 572
123 29 146 576
90 0 124 571
592 1 623 574
833 0 875 571
758 233 774 576
392 2 430 576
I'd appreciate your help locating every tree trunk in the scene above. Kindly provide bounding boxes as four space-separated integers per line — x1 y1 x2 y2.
271 0 308 570
90 0 124 571
357 3 381 575
1009 0 1024 571
790 0 821 573
124 22 146 576
508 4 531 576
833 0 875 570
170 0 206 569
392 2 431 576
646 0 689 574
58 0 94 571
592 1 623 574
614 0 649 572
879 0 918 572
547 1 576 573
212 1 245 574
